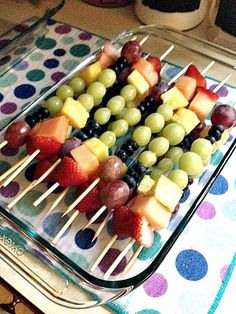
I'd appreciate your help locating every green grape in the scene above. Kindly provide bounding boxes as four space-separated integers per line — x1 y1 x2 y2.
98 69 116 88
99 131 116 148
157 158 174 172
179 152 203 177
145 113 165 133
94 108 111 125
168 169 188 189
116 107 128 120
107 96 125 115
138 150 157 168
132 126 152 146
77 93 94 112
56 84 74 101
157 104 173 121
111 119 129 137
202 155 211 167
87 82 106 100
190 138 213 161
123 108 141 126
44 96 63 115
148 137 169 157
166 147 184 164
94 97 103 106
162 123 185 146
120 84 137 102
68 77 86 95
150 168 163 181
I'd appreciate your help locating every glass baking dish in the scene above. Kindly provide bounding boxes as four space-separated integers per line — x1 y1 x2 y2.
0 0 64 75
0 25 235 308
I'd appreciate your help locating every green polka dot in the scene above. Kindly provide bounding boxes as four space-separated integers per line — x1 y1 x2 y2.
64 187 77 206
211 150 223 166
16 190 47 216
14 47 28 55
136 310 161 314
62 36 75 45
30 52 44 61
0 161 11 175
68 253 88 268
18 149 27 160
96 38 106 47
36 37 57 50
70 44 90 57
0 117 11 129
0 73 17 87
63 59 79 71
40 86 52 96
26 69 45 82
132 232 162 261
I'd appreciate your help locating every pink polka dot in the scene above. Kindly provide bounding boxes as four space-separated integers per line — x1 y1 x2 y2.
196 201 216 220
1 102 17 114
1 145 19 156
0 181 20 198
55 24 72 34
220 265 229 282
51 72 66 82
209 84 228 97
143 273 168 297
79 32 92 40
98 248 126 276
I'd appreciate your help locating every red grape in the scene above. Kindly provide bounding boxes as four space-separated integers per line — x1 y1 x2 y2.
4 120 31 148
100 179 130 208
117 67 131 85
99 156 123 182
58 137 81 158
121 40 142 64
191 122 206 138
151 82 169 102
211 104 236 128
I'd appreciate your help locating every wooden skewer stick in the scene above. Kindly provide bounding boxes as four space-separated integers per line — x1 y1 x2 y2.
45 187 70 217
201 61 215 75
103 238 136 280
91 210 113 242
0 140 8 150
7 159 61 209
167 62 192 86
159 45 174 61
121 244 144 277
89 234 118 273
2 149 40 188
213 74 231 93
0 155 30 184
33 182 60 207
82 205 107 231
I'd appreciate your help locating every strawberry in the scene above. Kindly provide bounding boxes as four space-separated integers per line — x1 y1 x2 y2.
147 56 161 76
75 183 103 213
197 87 219 102
34 160 57 183
185 64 206 88
55 156 88 187
112 206 130 237
27 135 61 160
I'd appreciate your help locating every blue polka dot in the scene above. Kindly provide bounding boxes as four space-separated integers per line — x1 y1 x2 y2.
24 163 37 182
75 229 96 249
211 150 223 166
180 187 190 203
0 161 11 175
68 252 88 269
0 55 11 66
42 212 70 238
166 66 179 79
13 60 28 71
47 18 56 25
221 200 236 222
132 232 162 261
14 84 36 99
176 249 208 281
198 170 212 187
227 134 233 142
54 48 66 57
209 175 228 195
136 310 161 314
44 58 59 69
0 93 3 102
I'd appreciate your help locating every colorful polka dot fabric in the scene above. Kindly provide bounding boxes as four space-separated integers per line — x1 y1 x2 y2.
0 21 236 313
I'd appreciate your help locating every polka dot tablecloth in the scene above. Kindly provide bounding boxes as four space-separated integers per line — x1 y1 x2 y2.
0 21 236 314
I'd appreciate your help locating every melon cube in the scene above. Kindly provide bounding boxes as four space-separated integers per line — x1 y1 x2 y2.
79 61 102 86
99 53 115 69
84 137 108 162
128 194 171 231
132 58 158 87
149 175 183 211
70 144 99 177
175 75 197 101
161 86 189 110
171 108 200 135
60 97 89 128
137 175 155 195
127 69 150 96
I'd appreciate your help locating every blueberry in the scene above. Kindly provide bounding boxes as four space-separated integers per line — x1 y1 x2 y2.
25 115 37 128
205 135 216 144
132 162 146 175
123 175 137 189
127 169 140 182
116 149 128 162
38 107 50 119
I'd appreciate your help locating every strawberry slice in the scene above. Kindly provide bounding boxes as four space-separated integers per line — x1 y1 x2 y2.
55 156 88 187
185 64 206 88
196 87 219 101
27 135 61 160
112 205 130 238
75 183 103 213
34 160 57 183
147 56 161 76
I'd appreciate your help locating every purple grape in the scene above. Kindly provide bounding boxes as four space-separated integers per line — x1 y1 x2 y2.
151 82 170 102
58 137 81 158
100 179 130 209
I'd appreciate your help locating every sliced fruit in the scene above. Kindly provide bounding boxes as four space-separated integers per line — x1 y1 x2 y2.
137 175 155 195
27 135 61 160
79 61 102 86
84 137 109 163
99 52 115 69
127 69 150 96
34 160 57 183
147 56 161 76
161 86 189 110
75 183 102 213
175 75 197 101
185 64 206 88
132 58 158 87
112 205 130 237
171 108 200 135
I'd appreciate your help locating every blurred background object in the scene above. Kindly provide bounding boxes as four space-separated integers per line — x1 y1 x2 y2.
82 0 134 7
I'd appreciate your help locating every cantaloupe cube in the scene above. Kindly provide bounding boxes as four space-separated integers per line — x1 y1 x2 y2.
128 194 171 231
31 116 69 144
171 108 200 135
30 122 42 136
79 61 102 86
127 69 150 96
99 53 115 69
175 76 197 101
161 86 189 110
149 175 183 211
132 59 158 87
60 97 89 129
70 144 99 177
84 137 108 162
137 175 155 195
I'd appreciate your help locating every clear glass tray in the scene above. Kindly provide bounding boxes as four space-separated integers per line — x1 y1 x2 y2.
0 25 235 308
0 0 64 75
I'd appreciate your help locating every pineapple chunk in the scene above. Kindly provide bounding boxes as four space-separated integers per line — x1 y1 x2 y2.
127 69 150 96
84 138 108 162
60 97 89 128
79 61 102 86
171 108 200 135
149 175 183 211
161 86 189 110
137 175 155 195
